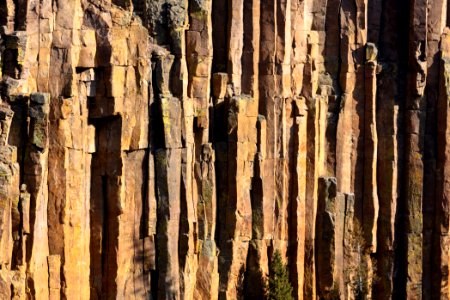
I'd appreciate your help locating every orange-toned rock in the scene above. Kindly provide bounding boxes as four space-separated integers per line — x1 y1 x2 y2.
0 1 448 299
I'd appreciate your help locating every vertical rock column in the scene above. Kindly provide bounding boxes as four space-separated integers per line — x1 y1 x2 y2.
335 45 354 195
32 0 53 93
24 93 50 299
186 0 217 297
227 0 243 95
32 6 65 299
343 193 355 299
213 73 230 298
290 99 308 299
374 1 401 296
16 184 30 270
273 0 291 251
194 144 219 300
0 104 22 299
363 43 379 251
241 0 260 97
155 96 182 300
87 7 152 299
400 0 427 296
433 28 450 299
46 2 93 295
47 255 61 300
241 2 269 298
303 31 327 299
114 18 152 299
245 114 269 300
0 106 18 268
219 95 257 299
424 0 447 296
89 116 122 300
336 0 367 218
47 94 93 300
0 20 32 300
258 1 278 253
315 177 345 298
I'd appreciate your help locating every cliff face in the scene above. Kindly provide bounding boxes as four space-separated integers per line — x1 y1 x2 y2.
0 0 448 299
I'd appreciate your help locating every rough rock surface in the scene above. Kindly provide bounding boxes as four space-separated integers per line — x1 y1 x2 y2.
0 0 449 299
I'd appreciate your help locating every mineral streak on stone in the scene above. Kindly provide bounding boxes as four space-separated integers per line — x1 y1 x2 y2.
0 0 449 299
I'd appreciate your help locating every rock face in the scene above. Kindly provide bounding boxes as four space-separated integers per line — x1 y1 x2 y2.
0 0 449 299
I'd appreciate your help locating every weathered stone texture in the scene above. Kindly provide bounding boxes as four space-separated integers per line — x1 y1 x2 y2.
0 0 448 299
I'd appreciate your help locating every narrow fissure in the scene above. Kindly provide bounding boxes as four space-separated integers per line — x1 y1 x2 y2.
393 0 412 295
100 175 109 297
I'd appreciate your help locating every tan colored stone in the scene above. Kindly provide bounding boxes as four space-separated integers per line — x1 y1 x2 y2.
0 1 446 300
78 29 96 68
212 73 227 100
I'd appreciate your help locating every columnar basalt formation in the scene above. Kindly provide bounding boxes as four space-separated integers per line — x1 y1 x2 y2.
0 0 450 299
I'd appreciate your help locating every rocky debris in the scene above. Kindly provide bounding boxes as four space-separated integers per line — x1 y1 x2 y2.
0 0 448 299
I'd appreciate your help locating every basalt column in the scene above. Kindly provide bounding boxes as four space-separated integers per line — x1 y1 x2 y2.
433 27 450 300
24 93 50 299
398 0 428 297
1 1 450 300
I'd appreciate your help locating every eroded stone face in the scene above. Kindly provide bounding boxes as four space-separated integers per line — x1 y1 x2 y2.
0 0 447 299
